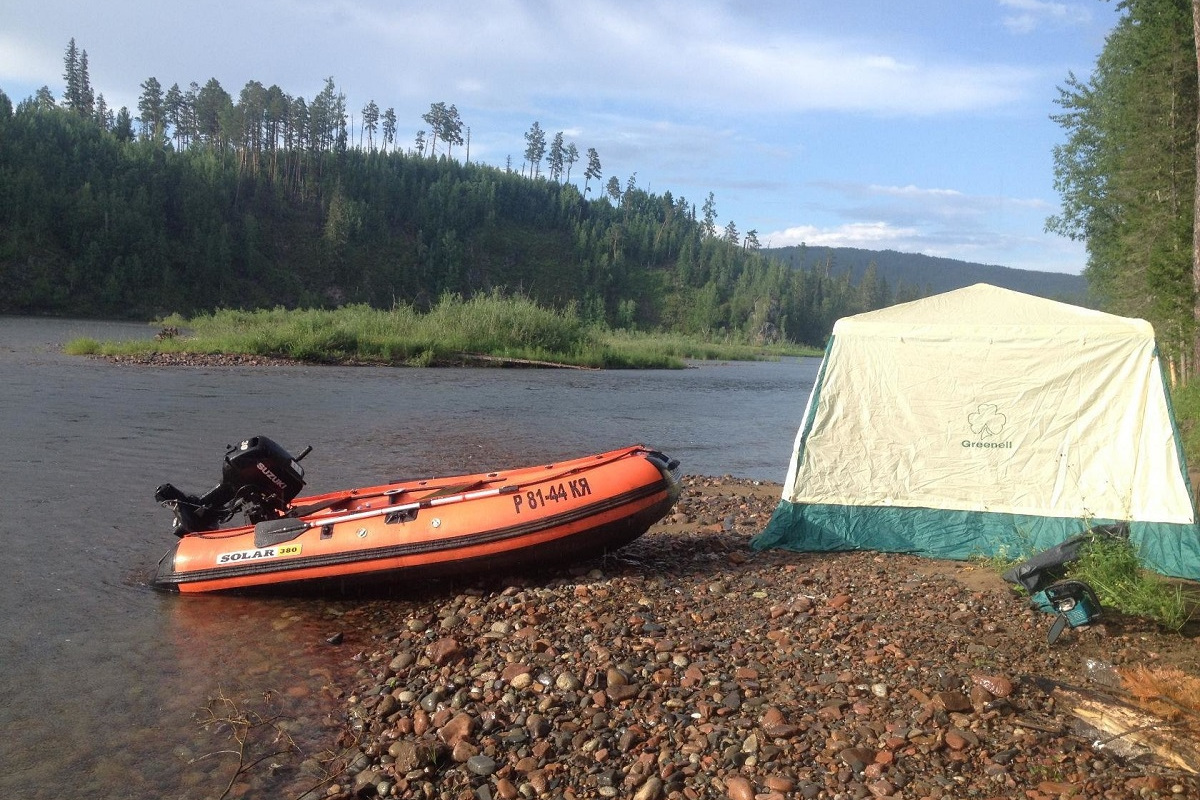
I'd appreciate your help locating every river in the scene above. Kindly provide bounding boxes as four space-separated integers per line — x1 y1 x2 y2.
0 316 818 798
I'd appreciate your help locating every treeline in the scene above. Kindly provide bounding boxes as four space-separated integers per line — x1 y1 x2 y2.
0 46 917 346
1048 0 1198 380
769 245 1088 301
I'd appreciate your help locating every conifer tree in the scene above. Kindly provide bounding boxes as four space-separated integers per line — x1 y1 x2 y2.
382 107 396 151
1048 0 1197 376
564 142 579 182
524 121 546 177
61 38 82 113
138 77 165 141
584 147 602 193
548 131 565 182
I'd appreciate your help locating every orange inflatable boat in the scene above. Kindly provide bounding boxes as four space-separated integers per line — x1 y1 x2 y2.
152 436 681 593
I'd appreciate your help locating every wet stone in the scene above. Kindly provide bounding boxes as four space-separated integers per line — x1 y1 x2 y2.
321 476 1200 800
466 754 497 776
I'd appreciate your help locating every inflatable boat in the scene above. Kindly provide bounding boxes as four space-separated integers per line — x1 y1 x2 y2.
152 436 681 593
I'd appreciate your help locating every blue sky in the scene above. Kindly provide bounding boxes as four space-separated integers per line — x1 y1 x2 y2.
0 0 1119 274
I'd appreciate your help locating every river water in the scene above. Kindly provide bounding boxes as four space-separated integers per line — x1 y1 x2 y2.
0 316 818 798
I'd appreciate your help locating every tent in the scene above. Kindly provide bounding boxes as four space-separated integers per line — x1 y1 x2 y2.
751 283 1200 581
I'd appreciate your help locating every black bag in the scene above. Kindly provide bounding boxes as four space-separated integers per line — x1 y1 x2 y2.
1001 523 1127 593
1001 523 1123 644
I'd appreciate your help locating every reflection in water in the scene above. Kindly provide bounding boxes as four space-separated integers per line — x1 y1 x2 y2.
0 317 818 798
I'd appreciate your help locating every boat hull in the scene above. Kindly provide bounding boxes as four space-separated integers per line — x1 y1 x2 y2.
153 445 680 593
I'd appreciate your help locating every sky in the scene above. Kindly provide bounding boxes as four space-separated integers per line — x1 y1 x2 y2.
0 0 1121 275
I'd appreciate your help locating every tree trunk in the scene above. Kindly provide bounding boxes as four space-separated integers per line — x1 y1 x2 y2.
1192 0 1200 380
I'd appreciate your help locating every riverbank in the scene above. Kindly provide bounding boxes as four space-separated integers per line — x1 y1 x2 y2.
62 298 821 371
289 476 1199 800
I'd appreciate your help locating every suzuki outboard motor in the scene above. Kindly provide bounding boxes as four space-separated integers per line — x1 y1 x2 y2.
155 436 310 536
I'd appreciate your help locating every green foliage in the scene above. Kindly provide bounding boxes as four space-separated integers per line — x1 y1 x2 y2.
62 337 101 355
73 294 819 369
0 78 906 346
1065 535 1198 632
973 523 1198 632
1047 0 1197 371
1172 380 1200 467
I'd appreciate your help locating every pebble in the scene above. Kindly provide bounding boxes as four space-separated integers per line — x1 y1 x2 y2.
725 775 754 800
466 754 497 776
323 476 1199 800
632 776 662 800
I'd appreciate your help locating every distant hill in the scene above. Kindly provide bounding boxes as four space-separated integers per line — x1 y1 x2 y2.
765 245 1090 305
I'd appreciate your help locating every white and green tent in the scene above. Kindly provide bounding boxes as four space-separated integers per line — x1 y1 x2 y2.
751 283 1200 581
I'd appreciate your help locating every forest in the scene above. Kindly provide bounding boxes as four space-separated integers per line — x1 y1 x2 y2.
1047 0 1200 382
0 41 924 349
6 0 1198 365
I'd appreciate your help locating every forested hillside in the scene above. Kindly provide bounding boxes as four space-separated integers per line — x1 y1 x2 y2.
1046 0 1197 379
0 85 890 347
766 246 1088 303
0 49 1081 348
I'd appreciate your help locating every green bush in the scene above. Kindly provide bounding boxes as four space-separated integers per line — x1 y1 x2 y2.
1066 535 1197 632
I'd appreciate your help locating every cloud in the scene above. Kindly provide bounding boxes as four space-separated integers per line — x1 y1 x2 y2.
763 221 923 250
1 0 1043 122
999 0 1092 34
762 216 1084 272
760 180 1079 271
286 0 1038 117
0 34 61 88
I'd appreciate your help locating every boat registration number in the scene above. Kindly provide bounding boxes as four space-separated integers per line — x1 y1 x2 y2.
216 543 302 564
512 478 591 514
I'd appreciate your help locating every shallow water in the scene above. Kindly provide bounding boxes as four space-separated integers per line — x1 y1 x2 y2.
0 316 817 797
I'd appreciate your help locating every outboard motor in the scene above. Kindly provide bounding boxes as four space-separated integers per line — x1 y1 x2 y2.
155 436 310 536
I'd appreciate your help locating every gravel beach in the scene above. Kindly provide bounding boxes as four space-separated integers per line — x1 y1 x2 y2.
309 475 1200 800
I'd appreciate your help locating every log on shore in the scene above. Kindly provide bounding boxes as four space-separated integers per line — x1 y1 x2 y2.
1040 679 1200 773
453 352 599 370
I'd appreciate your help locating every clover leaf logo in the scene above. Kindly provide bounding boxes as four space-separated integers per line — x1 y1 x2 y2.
968 403 1007 440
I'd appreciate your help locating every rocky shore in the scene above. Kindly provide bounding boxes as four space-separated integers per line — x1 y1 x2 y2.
315 476 1200 800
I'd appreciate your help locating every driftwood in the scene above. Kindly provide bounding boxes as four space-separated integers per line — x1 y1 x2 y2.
1039 678 1200 773
453 352 600 370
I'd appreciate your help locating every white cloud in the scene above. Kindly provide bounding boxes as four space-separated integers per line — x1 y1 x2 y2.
999 0 1092 34
0 34 61 88
760 179 1079 271
763 217 1084 273
764 221 922 250
288 0 1037 117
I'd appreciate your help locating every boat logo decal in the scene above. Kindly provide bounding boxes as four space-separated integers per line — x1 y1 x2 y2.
513 479 591 514
256 461 289 492
217 543 302 564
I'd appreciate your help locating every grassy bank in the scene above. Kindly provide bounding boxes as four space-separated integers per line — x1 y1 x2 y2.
63 294 820 369
1173 380 1200 470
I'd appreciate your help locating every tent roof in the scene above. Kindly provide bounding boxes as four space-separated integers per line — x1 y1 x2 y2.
836 283 1151 339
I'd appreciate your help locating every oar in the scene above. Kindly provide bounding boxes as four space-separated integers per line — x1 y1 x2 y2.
284 447 638 518
251 447 647 547
254 484 519 547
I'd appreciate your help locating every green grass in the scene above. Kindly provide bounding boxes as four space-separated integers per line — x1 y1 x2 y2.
971 525 1198 632
965 379 1200 632
1172 380 1200 470
63 294 822 369
1064 534 1198 632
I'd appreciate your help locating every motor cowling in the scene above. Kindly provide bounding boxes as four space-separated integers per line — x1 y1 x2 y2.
221 436 307 506
155 436 309 536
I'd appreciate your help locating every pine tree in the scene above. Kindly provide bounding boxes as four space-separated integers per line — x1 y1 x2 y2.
138 77 165 141
524 121 546 177
1048 0 1197 376
548 131 565 182
584 147 602 193
701 192 717 238
564 142 579 183
62 38 82 113
362 100 379 149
